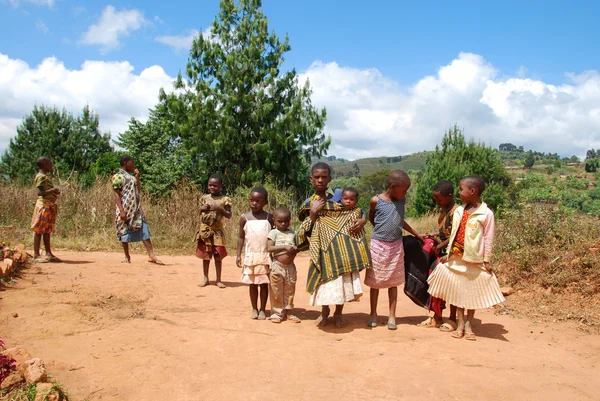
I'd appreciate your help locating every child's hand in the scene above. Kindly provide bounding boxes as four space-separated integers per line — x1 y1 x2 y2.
134 169 140 177
285 246 298 255
439 255 448 264
310 198 326 216
236 256 242 268
201 204 211 212
435 243 445 255
53 188 61 195
119 211 128 222
415 234 425 243
483 262 494 275
349 217 367 235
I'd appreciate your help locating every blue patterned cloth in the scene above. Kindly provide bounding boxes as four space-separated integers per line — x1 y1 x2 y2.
371 197 405 242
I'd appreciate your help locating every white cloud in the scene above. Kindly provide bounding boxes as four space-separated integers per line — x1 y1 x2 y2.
3 0 53 7
155 27 213 53
300 53 600 160
35 19 49 34
80 5 148 52
154 16 163 24
0 53 173 151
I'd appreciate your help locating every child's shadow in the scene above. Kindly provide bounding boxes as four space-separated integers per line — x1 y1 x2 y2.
218 281 247 288
473 318 509 341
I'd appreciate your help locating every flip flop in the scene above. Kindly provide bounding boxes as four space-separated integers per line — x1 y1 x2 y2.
387 323 398 331
367 320 377 328
287 315 301 323
417 317 442 328
148 259 165 265
439 321 458 332
33 257 48 263
465 332 477 341
451 330 465 339
270 314 282 324
45 255 61 262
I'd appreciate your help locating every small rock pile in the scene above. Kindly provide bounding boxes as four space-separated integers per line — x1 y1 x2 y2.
0 242 27 279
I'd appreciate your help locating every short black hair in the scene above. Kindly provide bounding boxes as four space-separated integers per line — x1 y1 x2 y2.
388 170 410 187
250 186 268 201
36 156 50 169
208 174 224 184
462 176 486 194
342 187 359 199
274 205 291 219
119 155 133 167
311 162 332 177
432 180 454 196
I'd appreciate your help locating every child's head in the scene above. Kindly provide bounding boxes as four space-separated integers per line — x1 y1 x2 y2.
432 180 455 208
387 170 411 201
458 176 485 204
248 186 268 213
273 206 291 231
341 187 359 209
207 174 224 195
36 156 53 173
119 155 135 172
309 162 332 193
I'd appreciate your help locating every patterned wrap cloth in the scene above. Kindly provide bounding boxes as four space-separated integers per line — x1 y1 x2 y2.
31 172 58 235
112 169 145 241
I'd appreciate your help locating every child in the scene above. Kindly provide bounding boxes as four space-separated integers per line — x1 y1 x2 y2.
31 157 61 263
112 155 163 265
366 170 424 330
296 162 370 328
236 187 273 320
266 206 300 323
340 187 360 209
196 174 232 288
427 176 505 341
419 180 459 330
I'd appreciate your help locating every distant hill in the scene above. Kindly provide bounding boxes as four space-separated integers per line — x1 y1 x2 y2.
314 152 431 178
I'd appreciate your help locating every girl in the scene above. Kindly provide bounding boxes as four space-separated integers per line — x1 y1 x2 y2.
32 156 61 263
195 174 232 288
236 187 273 320
427 176 505 341
366 170 424 330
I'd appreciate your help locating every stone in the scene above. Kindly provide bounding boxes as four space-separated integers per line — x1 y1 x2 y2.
34 383 59 401
0 258 14 277
20 358 47 385
501 286 514 296
2 347 32 366
0 372 24 390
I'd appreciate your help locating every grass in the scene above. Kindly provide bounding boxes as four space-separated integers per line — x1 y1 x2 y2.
0 382 69 401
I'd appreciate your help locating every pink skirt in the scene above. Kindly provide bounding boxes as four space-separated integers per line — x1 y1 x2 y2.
241 264 270 285
365 238 405 289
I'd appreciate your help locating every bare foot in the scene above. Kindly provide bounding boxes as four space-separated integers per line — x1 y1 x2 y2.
121 258 131 264
148 258 164 265
258 310 266 320
334 314 348 328
216 282 226 289
316 307 330 327
251 309 259 319
198 277 209 287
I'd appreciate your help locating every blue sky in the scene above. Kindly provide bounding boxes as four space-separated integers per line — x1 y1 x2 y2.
1 0 599 159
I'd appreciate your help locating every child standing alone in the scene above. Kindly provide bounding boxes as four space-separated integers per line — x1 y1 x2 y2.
366 170 424 330
427 176 505 341
236 187 273 320
31 157 61 263
267 206 300 323
196 174 232 288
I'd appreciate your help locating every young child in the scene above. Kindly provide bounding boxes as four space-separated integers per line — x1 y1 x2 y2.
340 187 360 209
196 174 232 288
419 180 459 330
427 176 505 341
266 206 300 323
236 187 273 320
366 170 424 330
31 157 61 263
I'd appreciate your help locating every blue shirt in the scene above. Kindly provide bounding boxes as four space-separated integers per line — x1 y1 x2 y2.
372 197 405 242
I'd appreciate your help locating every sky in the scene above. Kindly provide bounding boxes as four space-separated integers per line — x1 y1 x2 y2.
0 0 599 160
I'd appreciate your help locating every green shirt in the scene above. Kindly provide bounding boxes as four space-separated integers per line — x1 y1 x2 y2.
35 172 57 201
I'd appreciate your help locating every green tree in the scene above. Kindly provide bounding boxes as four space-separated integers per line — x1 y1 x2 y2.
524 151 535 169
160 0 328 191
0 105 112 184
413 125 511 215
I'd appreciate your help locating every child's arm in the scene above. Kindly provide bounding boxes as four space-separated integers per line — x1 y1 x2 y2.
37 187 60 197
266 238 296 255
435 239 449 255
236 215 247 268
368 196 378 227
113 189 128 222
403 221 425 243
212 204 232 219
482 210 495 273
349 211 367 235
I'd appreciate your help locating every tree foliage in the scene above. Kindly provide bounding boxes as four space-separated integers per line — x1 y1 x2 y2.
524 150 535 169
136 0 329 193
0 105 112 184
414 125 511 215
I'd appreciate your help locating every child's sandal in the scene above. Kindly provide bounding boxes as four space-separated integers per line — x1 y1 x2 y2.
270 314 282 324
451 330 465 339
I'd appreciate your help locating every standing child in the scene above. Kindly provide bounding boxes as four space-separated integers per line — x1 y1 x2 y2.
267 206 300 324
418 180 459 330
427 176 505 341
366 170 424 330
236 187 272 320
196 174 232 288
31 157 61 263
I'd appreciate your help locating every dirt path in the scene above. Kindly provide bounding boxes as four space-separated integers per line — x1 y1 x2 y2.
1 252 599 401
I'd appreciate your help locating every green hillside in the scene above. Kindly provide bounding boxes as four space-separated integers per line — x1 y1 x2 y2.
315 151 431 178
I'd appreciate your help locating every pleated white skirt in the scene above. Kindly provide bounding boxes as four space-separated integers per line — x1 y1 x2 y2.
427 255 505 310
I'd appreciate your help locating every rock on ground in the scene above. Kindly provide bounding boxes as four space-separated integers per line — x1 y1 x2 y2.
20 358 47 385
35 382 61 401
0 371 25 390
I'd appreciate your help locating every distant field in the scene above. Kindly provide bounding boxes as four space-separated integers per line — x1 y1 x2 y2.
316 152 431 177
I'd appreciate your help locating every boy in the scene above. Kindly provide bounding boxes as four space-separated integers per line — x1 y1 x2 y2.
32 156 60 263
267 206 300 323
296 162 371 328
419 180 459 330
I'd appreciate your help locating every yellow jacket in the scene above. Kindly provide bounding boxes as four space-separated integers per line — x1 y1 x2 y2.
447 203 495 263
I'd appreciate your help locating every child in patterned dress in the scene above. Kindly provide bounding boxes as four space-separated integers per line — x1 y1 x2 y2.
31 157 61 263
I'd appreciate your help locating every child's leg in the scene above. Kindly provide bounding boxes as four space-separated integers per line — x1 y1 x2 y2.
368 288 379 326
316 305 330 327
449 304 458 323
142 239 162 264
284 266 300 322
249 284 259 319
121 242 131 263
42 233 53 257
465 309 476 340
269 264 284 320
214 254 225 288
453 307 465 338
334 304 347 328
387 286 398 329
200 260 210 287
33 233 42 259
258 283 268 320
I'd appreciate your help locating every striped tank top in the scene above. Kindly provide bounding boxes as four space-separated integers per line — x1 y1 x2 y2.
372 196 405 242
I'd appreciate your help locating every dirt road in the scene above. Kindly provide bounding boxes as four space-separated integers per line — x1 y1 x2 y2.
1 252 599 401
